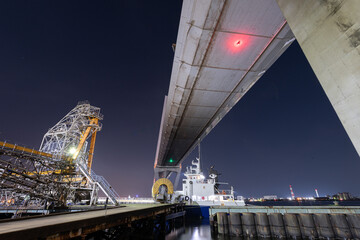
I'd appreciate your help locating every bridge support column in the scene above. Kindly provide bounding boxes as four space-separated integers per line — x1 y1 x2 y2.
275 0 360 156
154 166 182 190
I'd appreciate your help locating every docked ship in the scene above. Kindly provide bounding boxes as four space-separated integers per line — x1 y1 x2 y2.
176 156 245 207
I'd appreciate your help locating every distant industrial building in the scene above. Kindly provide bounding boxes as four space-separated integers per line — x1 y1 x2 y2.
263 195 278 200
334 192 352 201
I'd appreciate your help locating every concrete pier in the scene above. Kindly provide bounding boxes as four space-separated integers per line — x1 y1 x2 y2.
0 204 184 240
347 214 360 238
210 206 360 238
314 213 335 238
229 212 242 236
217 212 229 235
241 213 257 237
298 213 318 239
269 213 286 238
255 212 271 237
284 213 301 239
331 213 352 239
276 0 360 157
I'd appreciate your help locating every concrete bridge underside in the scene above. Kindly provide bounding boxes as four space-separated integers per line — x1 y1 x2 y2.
154 0 360 180
154 0 295 179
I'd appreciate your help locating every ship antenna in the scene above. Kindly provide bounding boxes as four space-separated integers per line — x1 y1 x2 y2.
198 139 202 172
198 140 200 161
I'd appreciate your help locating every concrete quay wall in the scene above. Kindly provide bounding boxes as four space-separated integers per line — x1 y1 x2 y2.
210 206 360 238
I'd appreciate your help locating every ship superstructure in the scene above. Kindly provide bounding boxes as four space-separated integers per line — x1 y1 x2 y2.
178 155 244 206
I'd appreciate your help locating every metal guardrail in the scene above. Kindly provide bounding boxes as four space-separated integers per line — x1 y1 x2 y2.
94 175 119 198
90 169 120 204
77 164 118 204
215 189 232 195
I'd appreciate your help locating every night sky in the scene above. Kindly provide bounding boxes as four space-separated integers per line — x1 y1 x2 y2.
0 1 359 198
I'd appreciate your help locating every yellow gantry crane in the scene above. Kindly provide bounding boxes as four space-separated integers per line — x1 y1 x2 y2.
0 102 119 206
0 115 100 178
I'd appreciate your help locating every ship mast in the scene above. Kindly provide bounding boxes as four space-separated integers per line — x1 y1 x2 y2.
198 139 202 171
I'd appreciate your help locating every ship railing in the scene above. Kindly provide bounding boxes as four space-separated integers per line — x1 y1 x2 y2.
195 179 214 184
215 189 232 195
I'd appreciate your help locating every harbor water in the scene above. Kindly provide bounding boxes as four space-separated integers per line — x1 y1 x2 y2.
166 219 268 240
166 219 216 240
165 201 360 240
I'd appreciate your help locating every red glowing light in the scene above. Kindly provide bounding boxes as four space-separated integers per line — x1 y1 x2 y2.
234 40 242 47
225 34 252 54
226 35 248 54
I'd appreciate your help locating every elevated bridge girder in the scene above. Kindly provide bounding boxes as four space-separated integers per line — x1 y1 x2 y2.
156 0 360 183
155 0 295 176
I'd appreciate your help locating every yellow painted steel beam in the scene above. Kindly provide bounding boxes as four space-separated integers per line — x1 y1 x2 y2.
1 117 100 176
25 169 76 176
87 130 97 173
0 141 53 158
72 118 98 160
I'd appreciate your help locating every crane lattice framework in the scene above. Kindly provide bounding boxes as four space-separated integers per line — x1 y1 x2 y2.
40 101 102 172
39 101 119 205
0 101 119 207
0 143 75 207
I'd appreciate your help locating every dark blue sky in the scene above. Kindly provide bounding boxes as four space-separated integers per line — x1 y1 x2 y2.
0 1 358 198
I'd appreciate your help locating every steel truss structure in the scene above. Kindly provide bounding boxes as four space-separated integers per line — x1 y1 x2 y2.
0 101 119 208
40 101 102 167
0 144 74 207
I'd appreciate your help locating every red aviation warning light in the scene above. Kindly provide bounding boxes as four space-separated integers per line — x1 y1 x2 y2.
226 34 250 54
234 40 242 47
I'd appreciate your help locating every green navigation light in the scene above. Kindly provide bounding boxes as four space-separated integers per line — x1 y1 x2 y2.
169 158 173 163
